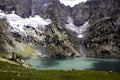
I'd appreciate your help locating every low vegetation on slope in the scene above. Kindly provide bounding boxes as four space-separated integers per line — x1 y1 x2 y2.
0 59 120 80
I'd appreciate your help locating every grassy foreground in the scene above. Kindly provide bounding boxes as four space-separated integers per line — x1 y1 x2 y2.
0 61 120 80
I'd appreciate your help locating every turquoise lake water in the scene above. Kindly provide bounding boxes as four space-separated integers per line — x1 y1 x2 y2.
25 57 120 72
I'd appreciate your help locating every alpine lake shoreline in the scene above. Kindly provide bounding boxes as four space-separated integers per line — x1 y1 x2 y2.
0 56 120 80
0 51 120 80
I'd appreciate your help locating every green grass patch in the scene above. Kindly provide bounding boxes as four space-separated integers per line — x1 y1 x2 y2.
0 53 5 58
23 44 35 56
0 61 120 80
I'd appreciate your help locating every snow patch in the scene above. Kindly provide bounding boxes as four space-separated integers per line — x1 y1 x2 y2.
0 10 51 33
65 16 89 38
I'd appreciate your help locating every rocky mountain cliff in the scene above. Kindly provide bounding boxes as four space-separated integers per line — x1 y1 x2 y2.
0 0 32 17
83 0 120 58
0 0 79 58
0 0 120 58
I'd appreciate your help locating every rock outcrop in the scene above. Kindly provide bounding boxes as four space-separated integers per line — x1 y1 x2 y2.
84 0 120 58
45 23 79 58
85 17 120 58
0 19 14 54
72 2 90 26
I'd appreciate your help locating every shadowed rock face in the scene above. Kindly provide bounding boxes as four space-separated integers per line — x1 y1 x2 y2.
0 0 32 17
87 0 120 23
83 0 120 58
72 2 90 26
85 17 120 58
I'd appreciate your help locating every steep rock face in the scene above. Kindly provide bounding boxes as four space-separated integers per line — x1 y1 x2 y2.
87 0 120 23
43 1 79 57
72 2 90 26
0 0 32 17
85 17 120 58
84 0 120 58
0 20 14 54
32 0 72 19
31 0 50 17
45 21 80 57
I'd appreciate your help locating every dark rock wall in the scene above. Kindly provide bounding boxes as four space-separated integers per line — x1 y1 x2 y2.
84 0 120 58
0 0 32 17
